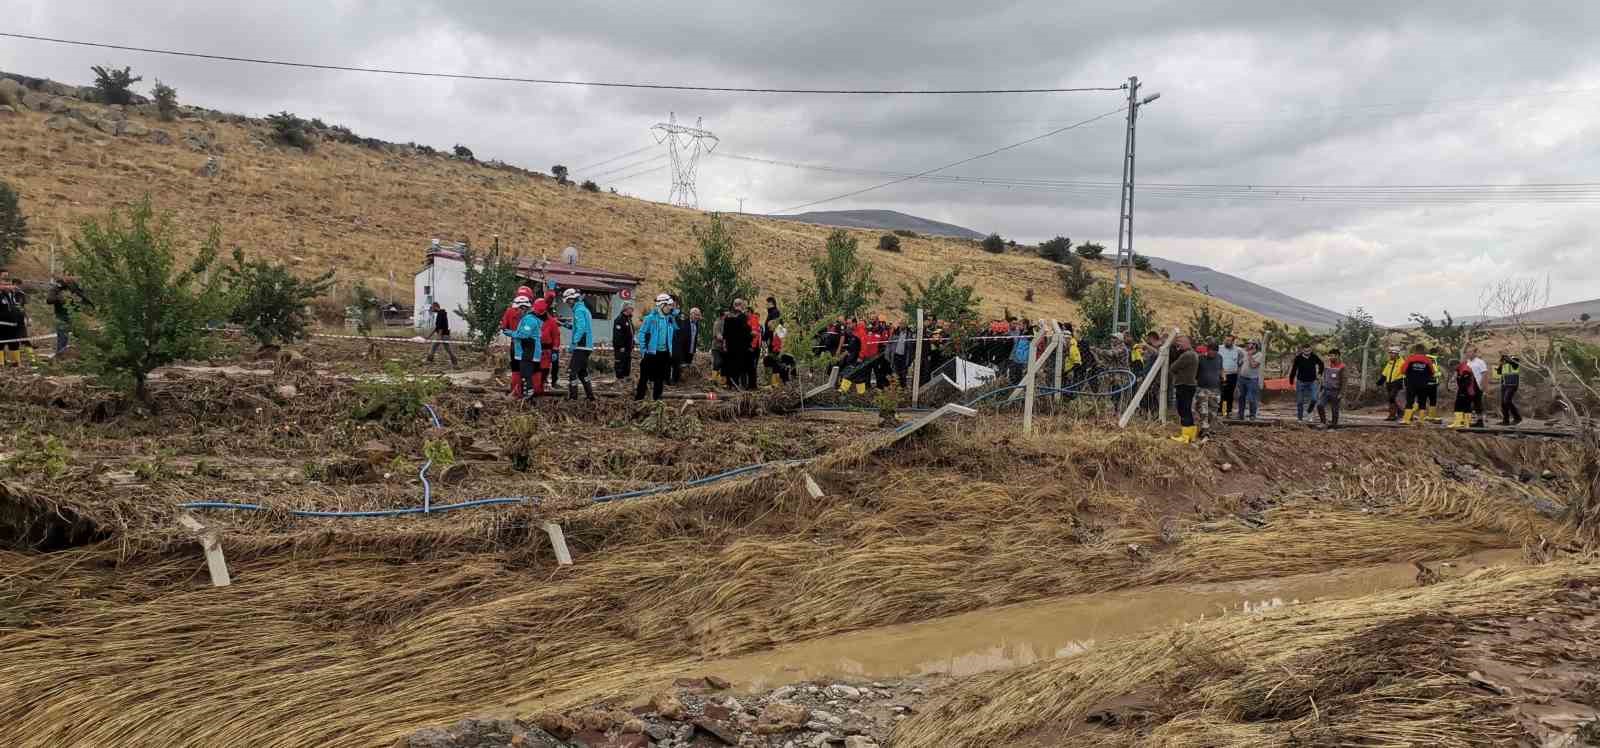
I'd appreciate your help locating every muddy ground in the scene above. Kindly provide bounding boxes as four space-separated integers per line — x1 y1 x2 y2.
1 339 1596 747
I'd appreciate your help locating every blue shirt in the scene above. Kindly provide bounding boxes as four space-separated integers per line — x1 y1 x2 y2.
636 310 674 356
1010 334 1030 365
512 311 542 360
569 301 593 350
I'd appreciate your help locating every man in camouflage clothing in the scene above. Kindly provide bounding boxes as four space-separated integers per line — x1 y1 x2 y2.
1194 340 1224 433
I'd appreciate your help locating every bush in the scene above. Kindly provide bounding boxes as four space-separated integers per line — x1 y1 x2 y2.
1077 280 1155 343
552 165 570 185
1057 255 1095 300
1038 236 1073 263
981 234 1006 254
222 249 335 347
453 144 475 160
1187 304 1237 343
351 362 447 428
64 198 232 402
580 180 600 192
877 234 901 252
91 65 142 105
899 267 982 328
1075 242 1105 260
0 180 26 268
151 80 178 121
892 229 919 239
456 243 521 347
1132 253 1152 272
267 111 314 151
347 281 381 337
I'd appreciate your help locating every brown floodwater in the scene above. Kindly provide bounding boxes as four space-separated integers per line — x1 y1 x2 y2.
689 549 1525 690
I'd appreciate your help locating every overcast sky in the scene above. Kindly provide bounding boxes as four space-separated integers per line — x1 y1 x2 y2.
5 1 1598 324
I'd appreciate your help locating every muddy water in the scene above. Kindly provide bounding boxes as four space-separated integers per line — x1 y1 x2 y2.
695 549 1524 690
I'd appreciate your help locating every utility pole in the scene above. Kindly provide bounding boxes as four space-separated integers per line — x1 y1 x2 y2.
1111 76 1161 335
737 197 746 214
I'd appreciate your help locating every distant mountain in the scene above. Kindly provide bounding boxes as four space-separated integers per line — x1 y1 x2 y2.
1489 297 1600 325
1143 255 1345 331
768 210 988 240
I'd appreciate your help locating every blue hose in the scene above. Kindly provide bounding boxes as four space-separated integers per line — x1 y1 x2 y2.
178 497 529 518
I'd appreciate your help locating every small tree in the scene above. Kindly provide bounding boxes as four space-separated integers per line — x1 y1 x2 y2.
795 230 883 325
1409 310 1483 356
1132 254 1152 272
980 233 1006 254
1332 306 1380 375
0 180 26 267
150 80 179 121
580 180 600 192
453 144 475 160
348 281 381 337
877 233 901 252
456 243 522 347
899 268 982 328
1077 281 1155 343
671 214 759 344
267 111 314 151
1038 236 1073 263
222 249 335 347
1186 304 1237 343
552 165 570 185
1075 242 1105 260
1056 254 1095 300
65 199 232 402
91 65 142 105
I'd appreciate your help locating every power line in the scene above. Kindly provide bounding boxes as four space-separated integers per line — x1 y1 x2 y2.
574 144 656 172
774 106 1129 213
609 164 667 184
0 32 1125 95
588 153 667 180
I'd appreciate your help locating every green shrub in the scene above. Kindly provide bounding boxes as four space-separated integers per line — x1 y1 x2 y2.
1058 255 1095 300
267 111 314 151
1075 243 1106 260
351 362 447 428
980 234 1006 254
0 179 25 267
91 65 142 105
151 80 178 121
580 180 600 192
223 249 335 347
453 144 474 160
877 234 901 252
892 229 919 239
1038 236 1073 263
1132 253 1152 272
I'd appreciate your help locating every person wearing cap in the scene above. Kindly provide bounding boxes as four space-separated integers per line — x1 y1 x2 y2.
562 288 595 401
634 293 675 401
1379 346 1406 421
613 304 635 381
1237 340 1264 420
509 296 541 403
423 301 458 368
1168 335 1200 444
1194 341 1223 434
1316 348 1348 427
502 291 532 398
535 298 561 397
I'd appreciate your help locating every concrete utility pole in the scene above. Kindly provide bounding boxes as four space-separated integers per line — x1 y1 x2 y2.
1111 76 1161 335
737 197 746 214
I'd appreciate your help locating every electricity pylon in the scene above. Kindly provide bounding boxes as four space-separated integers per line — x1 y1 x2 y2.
651 113 718 208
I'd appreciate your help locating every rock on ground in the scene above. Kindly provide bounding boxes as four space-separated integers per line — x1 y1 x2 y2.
400 717 570 748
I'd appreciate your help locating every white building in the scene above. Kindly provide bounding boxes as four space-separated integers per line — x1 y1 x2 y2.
413 241 642 348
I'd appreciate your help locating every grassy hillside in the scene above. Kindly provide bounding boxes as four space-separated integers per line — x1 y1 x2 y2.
0 97 1270 334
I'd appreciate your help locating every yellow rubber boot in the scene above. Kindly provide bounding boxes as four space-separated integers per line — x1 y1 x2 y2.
855 383 867 395
1400 407 1413 424
838 379 852 394
6 350 17 367
1170 426 1196 444
771 374 782 387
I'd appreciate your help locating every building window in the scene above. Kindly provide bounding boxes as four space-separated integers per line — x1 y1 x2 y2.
585 292 612 321
423 285 431 296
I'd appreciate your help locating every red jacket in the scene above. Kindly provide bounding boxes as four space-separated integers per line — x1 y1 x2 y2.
500 306 524 333
748 313 763 350
539 315 560 364
863 328 885 359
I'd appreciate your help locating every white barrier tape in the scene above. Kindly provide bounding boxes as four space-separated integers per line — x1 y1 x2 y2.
0 334 55 346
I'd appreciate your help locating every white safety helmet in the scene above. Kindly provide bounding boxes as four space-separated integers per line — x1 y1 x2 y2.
562 288 581 303
513 295 532 309
655 292 673 307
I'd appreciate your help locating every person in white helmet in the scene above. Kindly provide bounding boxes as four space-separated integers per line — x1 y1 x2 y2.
634 293 675 401
562 288 596 401
508 295 541 404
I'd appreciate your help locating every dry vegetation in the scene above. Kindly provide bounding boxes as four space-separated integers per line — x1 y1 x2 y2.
0 364 1592 746
0 99 1268 331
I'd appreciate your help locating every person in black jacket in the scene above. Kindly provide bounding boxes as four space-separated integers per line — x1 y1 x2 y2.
423 302 458 368
721 302 752 389
670 306 700 384
612 304 635 380
1289 346 1325 421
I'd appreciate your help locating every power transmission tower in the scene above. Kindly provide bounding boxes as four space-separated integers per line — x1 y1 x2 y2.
651 113 719 208
1111 76 1160 334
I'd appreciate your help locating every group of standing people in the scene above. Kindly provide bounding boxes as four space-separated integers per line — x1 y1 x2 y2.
499 284 596 404
1379 344 1522 428
608 294 792 401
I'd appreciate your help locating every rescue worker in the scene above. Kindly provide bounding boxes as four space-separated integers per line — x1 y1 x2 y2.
1423 347 1443 423
634 293 675 401
1316 348 1348 427
766 322 795 385
0 272 30 367
1169 335 1200 444
543 289 560 387
1447 355 1482 429
509 295 540 404
501 289 533 398
1400 344 1435 425
562 288 595 401
1379 347 1406 421
746 301 764 389
1495 353 1522 426
535 298 561 397
1007 320 1030 385
613 304 635 380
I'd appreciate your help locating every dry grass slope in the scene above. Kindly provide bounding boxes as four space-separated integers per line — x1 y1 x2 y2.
0 101 1269 331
